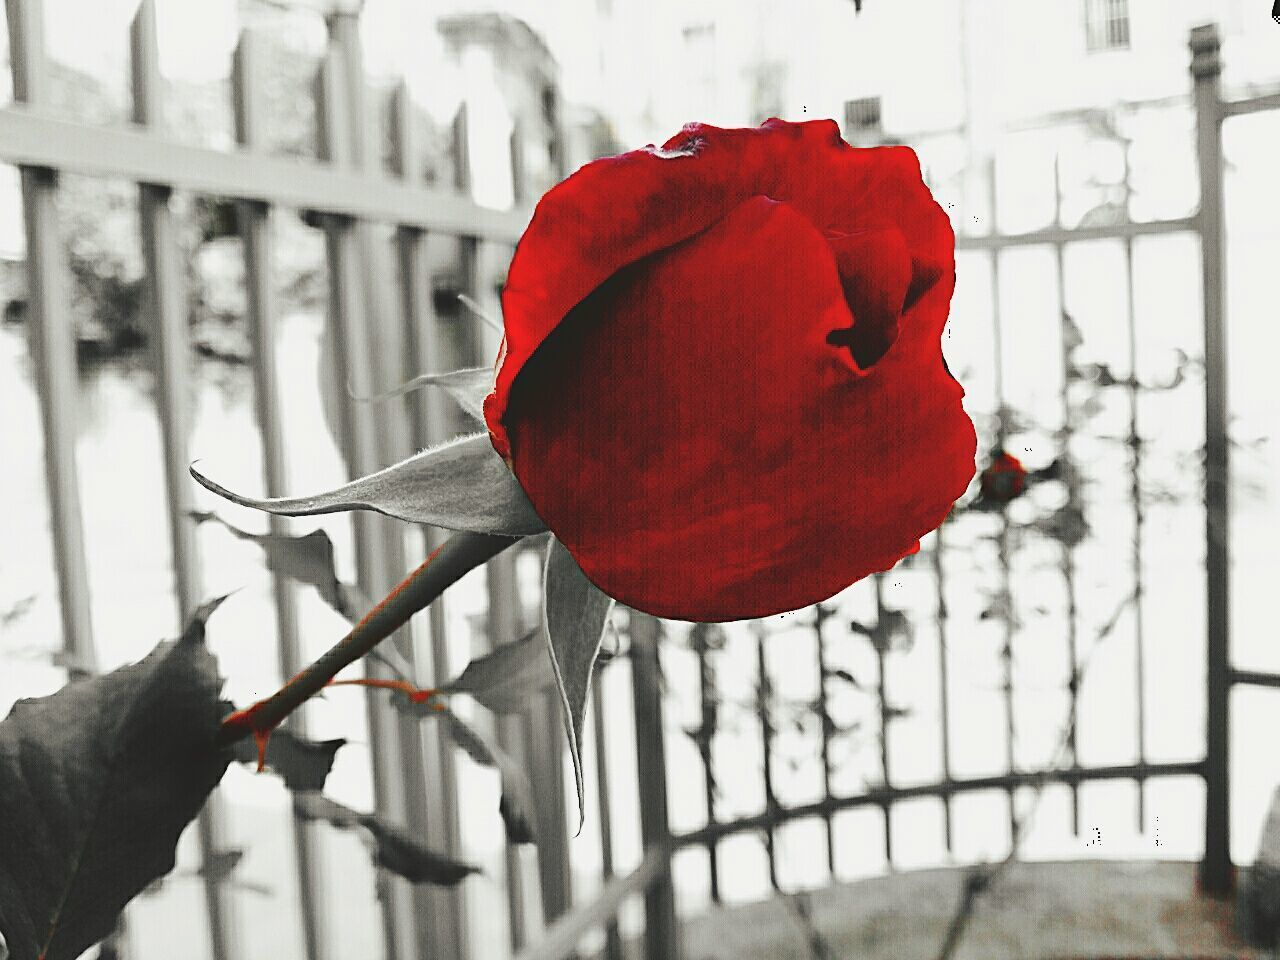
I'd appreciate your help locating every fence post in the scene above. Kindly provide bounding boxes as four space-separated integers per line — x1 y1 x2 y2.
7 0 117 953
128 2 239 956
1191 21 1232 898
629 612 681 960
231 28 327 960
389 82 472 960
4 0 95 674
314 43 420 960
478 105 575 934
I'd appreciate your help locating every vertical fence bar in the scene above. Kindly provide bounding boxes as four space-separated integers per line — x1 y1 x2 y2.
492 122 543 952
630 612 681 960
231 30 325 960
691 623 722 902
1191 22 1232 897
1122 227 1149 832
388 81 472 960
6 0 115 952
753 621 780 889
330 32 452 958
930 529 955 854
986 159 1022 842
129 5 235 957
450 105 482 369
4 0 95 671
1051 155 1082 837
489 105 573 931
314 47 417 960
458 102 538 951
326 19 435 853
811 606 838 877
871 575 895 866
509 118 527 213
591 667 624 960
1120 138 1150 832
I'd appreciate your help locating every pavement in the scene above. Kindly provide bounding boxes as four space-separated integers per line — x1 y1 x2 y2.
668 860 1266 960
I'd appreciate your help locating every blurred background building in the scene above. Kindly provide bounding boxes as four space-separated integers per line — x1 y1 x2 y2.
2 1 1280 959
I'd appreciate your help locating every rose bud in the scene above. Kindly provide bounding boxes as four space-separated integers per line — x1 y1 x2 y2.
978 451 1029 505
485 119 977 621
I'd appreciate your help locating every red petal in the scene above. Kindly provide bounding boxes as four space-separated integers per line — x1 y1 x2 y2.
485 118 953 458
825 227 913 369
504 195 975 620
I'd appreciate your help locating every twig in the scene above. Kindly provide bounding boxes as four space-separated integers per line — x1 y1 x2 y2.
779 890 837 960
216 531 516 753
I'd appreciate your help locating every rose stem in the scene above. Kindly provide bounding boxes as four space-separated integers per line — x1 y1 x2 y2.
216 530 518 749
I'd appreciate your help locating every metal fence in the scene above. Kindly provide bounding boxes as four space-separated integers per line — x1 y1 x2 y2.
630 22 1279 956
2 0 589 957
1 2 1277 958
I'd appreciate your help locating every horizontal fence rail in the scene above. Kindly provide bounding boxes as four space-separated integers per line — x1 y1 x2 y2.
954 215 1199 249
0 106 532 239
672 761 1210 851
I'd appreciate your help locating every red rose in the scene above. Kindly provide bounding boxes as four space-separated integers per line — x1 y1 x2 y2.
484 119 976 621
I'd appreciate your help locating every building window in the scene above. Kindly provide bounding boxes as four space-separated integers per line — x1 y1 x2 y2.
843 97 882 141
1084 0 1130 52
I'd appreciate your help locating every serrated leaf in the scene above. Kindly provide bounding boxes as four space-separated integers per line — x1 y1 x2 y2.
193 514 364 620
543 538 614 834
191 433 547 537
0 604 231 960
440 711 536 844
439 629 556 714
353 367 492 423
231 729 345 793
293 792 361 828
196 849 245 885
295 794 479 886
360 818 480 885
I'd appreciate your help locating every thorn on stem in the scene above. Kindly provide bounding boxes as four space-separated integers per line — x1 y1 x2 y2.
326 677 444 708
457 293 504 336
221 701 279 772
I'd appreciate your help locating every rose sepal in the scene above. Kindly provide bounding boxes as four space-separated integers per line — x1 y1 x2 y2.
542 536 615 834
190 432 546 537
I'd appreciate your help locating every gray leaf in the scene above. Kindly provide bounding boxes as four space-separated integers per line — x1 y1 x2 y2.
440 711 536 844
293 792 361 828
231 729 345 793
191 433 547 536
295 794 479 886
543 538 614 834
0 603 230 960
191 514 363 620
353 366 492 423
439 629 556 714
361 818 481 886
